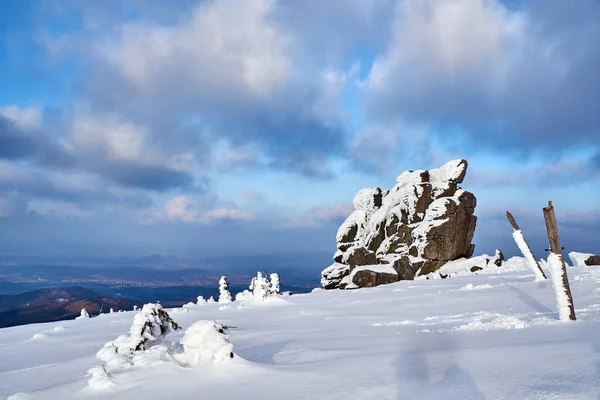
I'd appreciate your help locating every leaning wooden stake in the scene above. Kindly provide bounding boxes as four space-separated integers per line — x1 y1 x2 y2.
506 211 547 280
542 201 576 321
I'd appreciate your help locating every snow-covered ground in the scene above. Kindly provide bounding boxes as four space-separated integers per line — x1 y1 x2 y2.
1 258 600 400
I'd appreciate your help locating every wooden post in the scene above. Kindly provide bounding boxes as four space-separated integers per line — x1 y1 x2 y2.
506 211 547 280
542 201 576 321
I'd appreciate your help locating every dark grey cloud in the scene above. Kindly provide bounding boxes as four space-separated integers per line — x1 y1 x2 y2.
101 163 196 191
0 165 153 210
0 114 199 194
0 116 75 167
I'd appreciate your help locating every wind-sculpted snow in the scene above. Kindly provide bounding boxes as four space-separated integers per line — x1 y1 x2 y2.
1 258 600 399
322 159 480 289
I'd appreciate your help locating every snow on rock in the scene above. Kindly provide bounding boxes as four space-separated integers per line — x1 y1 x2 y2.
569 251 600 267
177 321 234 365
322 159 479 289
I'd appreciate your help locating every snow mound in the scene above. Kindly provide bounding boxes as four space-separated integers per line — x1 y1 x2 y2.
178 321 234 365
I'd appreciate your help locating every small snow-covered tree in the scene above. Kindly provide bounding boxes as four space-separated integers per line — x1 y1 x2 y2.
109 308 115 314
92 303 181 389
197 296 206 304
76 308 90 320
207 296 216 304
251 272 270 299
269 273 281 295
128 303 180 351
133 305 138 311
179 320 234 365
218 276 233 304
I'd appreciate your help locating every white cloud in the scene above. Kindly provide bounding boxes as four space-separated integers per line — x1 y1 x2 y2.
205 208 255 222
0 105 43 130
68 113 162 165
141 196 254 224
366 0 524 92
102 0 290 98
362 0 600 151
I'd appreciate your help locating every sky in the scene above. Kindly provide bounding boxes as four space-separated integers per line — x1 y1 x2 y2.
0 0 599 259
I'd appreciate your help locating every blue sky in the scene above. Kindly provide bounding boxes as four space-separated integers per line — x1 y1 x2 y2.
0 0 599 258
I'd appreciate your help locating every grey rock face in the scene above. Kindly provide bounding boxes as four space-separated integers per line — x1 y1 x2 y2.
321 159 478 289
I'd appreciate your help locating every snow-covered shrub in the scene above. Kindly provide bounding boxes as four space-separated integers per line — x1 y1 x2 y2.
133 305 138 311
96 303 181 371
207 296 216 304
235 290 251 301
76 308 90 320
250 272 270 299
269 273 281 295
197 296 206 305
218 276 233 303
109 308 115 314
129 303 180 351
178 321 234 365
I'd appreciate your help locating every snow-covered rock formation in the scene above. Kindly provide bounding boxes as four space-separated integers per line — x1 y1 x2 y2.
568 252 600 267
322 159 478 289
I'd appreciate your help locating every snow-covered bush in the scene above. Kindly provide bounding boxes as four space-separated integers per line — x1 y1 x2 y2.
96 303 180 371
269 273 281 295
178 321 234 365
235 290 251 301
250 272 270 300
109 308 114 314
197 296 206 304
218 276 233 304
207 296 216 304
133 305 138 311
129 303 180 351
76 308 90 320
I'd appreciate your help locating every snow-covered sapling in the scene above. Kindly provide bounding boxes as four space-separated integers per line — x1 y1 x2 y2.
109 308 114 314
218 276 233 303
128 303 181 351
179 320 234 365
197 296 206 305
269 273 281 295
96 303 180 371
76 308 90 320
207 296 216 304
133 305 138 311
251 272 270 299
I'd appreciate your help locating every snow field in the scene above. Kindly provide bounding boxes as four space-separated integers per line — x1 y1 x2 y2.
1 259 600 399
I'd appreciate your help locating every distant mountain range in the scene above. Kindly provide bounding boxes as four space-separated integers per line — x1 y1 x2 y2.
0 287 138 328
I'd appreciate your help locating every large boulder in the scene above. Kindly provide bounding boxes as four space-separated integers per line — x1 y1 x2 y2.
321 159 478 289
